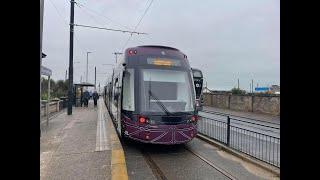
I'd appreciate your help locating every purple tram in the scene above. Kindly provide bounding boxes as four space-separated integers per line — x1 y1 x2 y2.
104 45 198 144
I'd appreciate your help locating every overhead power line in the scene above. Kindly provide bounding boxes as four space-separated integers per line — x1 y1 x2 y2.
73 24 148 35
48 0 68 24
48 0 87 55
75 2 105 26
75 2 133 31
134 0 154 31
121 0 155 51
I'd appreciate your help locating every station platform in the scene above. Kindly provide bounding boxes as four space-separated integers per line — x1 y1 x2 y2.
40 99 279 180
40 99 127 180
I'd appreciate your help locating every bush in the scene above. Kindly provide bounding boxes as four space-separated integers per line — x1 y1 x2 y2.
231 87 246 95
41 93 48 100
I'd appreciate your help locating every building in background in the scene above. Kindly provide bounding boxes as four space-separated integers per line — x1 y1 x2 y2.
270 85 280 94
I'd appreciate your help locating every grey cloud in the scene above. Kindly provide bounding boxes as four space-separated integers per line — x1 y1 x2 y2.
42 0 279 91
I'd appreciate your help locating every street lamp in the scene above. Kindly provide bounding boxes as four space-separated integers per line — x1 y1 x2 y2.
113 52 123 63
86 52 92 83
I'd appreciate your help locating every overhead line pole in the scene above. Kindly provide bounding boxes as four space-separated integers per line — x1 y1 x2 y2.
94 66 96 89
67 0 75 115
66 2 147 116
252 79 254 93
86 51 92 83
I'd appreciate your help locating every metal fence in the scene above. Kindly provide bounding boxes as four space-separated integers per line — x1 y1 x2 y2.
41 100 67 118
197 111 280 168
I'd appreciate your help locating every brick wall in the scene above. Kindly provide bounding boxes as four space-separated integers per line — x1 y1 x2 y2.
203 93 280 116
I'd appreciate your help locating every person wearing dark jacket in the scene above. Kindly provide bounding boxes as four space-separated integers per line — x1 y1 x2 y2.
83 90 90 107
93 90 99 107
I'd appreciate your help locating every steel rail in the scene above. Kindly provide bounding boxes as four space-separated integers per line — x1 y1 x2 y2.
184 146 238 180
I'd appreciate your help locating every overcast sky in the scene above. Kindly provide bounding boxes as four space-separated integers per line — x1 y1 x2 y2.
42 0 279 91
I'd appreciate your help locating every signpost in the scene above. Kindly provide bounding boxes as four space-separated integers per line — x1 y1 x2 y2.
255 87 270 92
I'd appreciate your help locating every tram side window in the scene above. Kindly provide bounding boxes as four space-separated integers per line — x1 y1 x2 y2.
113 78 119 107
122 69 135 111
108 82 112 99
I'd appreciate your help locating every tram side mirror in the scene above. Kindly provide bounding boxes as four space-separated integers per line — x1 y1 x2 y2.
195 106 200 112
195 99 202 111
195 103 200 112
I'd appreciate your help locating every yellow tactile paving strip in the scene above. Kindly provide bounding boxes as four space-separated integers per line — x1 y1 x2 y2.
105 107 128 180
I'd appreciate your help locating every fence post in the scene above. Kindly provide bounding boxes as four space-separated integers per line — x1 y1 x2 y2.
227 116 230 146
46 101 49 126
251 95 254 112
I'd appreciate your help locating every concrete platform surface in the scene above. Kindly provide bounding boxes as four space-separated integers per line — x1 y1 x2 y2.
40 99 127 180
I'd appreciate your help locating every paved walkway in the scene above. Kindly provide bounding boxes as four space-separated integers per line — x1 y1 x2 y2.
40 99 127 180
202 106 280 124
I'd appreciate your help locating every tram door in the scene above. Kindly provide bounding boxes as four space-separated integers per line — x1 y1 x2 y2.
111 71 123 133
112 77 118 124
191 68 203 110
116 73 123 133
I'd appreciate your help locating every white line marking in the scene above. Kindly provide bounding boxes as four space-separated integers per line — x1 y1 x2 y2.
96 99 110 151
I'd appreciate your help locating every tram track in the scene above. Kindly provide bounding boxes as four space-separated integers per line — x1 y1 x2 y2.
142 150 168 180
184 145 238 180
140 143 237 180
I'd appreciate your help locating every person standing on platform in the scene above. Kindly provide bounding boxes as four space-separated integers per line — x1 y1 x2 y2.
83 90 90 107
80 91 84 107
93 90 99 107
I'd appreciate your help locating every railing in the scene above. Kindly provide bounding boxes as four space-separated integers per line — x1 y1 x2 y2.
197 111 280 168
41 100 66 118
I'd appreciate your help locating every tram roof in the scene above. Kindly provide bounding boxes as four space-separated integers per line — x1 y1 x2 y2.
136 45 180 51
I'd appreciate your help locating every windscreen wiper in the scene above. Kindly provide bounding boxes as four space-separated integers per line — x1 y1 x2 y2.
148 90 171 116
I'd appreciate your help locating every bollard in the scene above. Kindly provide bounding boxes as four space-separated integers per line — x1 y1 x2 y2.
227 116 230 146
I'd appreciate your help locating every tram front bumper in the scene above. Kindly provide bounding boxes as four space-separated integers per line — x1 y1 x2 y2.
124 123 197 144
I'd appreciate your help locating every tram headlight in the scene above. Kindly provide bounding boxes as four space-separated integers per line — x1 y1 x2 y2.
187 115 198 123
191 115 198 123
139 116 146 123
138 116 149 124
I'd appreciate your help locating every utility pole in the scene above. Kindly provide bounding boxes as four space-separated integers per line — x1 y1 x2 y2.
80 75 82 83
65 70 68 81
67 0 75 115
237 79 240 89
113 52 123 63
94 66 96 90
86 51 92 83
251 79 253 93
